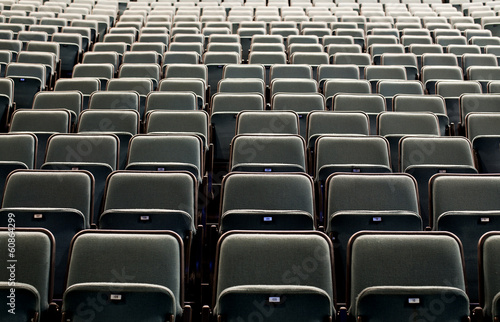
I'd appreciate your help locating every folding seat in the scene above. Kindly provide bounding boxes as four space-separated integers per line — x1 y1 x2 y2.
145 110 209 153
393 94 449 136
118 63 161 90
400 136 477 229
476 232 500 322
144 92 198 119
326 44 362 62
271 92 325 138
216 77 266 96
102 33 134 51
314 135 392 189
235 110 299 136
158 78 207 110
470 36 500 53
0 133 36 204
322 35 355 47
229 134 306 173
51 33 83 77
62 26 91 52
53 78 99 111
436 80 482 127
333 93 385 135
163 51 200 67
0 170 93 299
212 231 335 320
203 51 240 97
61 230 186 321
130 42 165 64
0 228 55 321
289 53 329 79
345 231 469 321
247 51 287 84
125 134 204 185
98 170 197 241
369 43 404 65
380 52 419 81
0 42 21 63
466 112 500 173
364 65 407 93
172 33 204 45
323 79 371 109
40 17 67 31
32 91 82 130
77 110 140 170
88 91 140 114
164 63 208 85
41 133 118 223
331 52 371 79
421 52 458 67
401 35 433 49
122 51 159 65
73 63 113 90
0 25 23 41
269 64 312 81
316 64 360 91
462 53 498 75
270 78 318 98
107 78 153 119
421 65 463 94
431 174 500 304
334 28 365 49
71 19 98 43
288 43 324 57
6 62 46 110
0 78 12 129
211 93 265 164
376 80 424 112
377 112 440 172
17 51 57 90
17 30 48 50
325 173 422 303
306 111 370 158
249 43 285 53
460 92 500 131
81 51 119 74
288 34 319 46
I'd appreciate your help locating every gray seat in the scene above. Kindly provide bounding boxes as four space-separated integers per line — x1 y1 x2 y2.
41 133 119 223
33 91 82 129
235 110 299 135
54 78 100 110
333 94 386 135
229 134 306 173
346 231 469 321
0 228 55 322
466 112 500 173
0 170 93 299
213 231 335 320
6 62 46 110
479 232 500 321
325 173 422 303
61 230 186 321
99 171 197 240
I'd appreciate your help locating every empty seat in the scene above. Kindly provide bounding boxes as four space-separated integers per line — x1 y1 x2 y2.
88 91 140 113
325 172 421 302
376 80 424 112
333 94 386 135
126 134 204 183
229 134 306 173
393 94 450 135
99 171 197 241
346 231 469 321
478 232 500 321
365 65 407 93
219 173 316 231
421 65 463 95
271 92 325 138
436 80 482 127
270 78 318 97
61 230 186 321
466 112 500 173
0 228 55 322
119 63 161 90
158 78 206 110
377 112 441 172
331 52 371 78
235 111 299 135
431 174 500 304
32 91 82 129
77 110 140 170
53 78 99 110
73 63 114 90
9 109 71 169
6 62 45 110
0 170 93 298
41 134 119 223
400 136 477 228
213 231 335 320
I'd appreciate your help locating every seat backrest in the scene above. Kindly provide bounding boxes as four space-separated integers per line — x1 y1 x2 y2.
146 92 198 113
54 78 100 95
400 136 475 172
73 63 114 79
270 63 312 80
235 111 299 135
326 172 420 217
333 93 386 113
77 110 139 135
270 78 318 96
44 133 119 171
164 64 207 82
459 93 500 125
211 93 265 113
10 109 70 133
217 78 266 95
88 91 140 111
466 112 500 141
145 110 209 149
479 232 500 321
0 228 54 314
64 230 184 316
220 172 315 220
271 92 325 113
214 231 334 319
377 112 440 136
393 94 447 114
223 64 265 80
107 78 153 96
33 91 82 121
2 170 93 225
0 133 36 169
347 231 467 318
430 174 500 229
